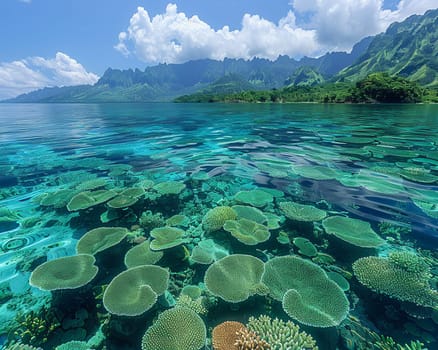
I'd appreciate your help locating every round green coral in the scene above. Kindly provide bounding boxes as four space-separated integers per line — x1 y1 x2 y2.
153 181 186 195
30 254 98 291
223 218 270 245
247 315 318 350
322 216 385 248
353 256 438 307
76 227 128 255
279 201 327 222
103 265 169 316
293 237 318 257
141 307 206 350
234 189 274 207
124 240 163 268
262 256 349 327
202 206 237 233
204 254 267 303
149 226 185 250
232 205 268 224
66 189 116 211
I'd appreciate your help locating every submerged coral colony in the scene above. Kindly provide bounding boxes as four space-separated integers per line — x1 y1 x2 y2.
1 147 438 350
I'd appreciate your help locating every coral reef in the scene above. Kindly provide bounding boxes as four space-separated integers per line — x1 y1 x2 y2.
247 315 318 350
141 307 206 350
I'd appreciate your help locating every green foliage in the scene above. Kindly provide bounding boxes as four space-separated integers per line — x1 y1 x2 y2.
351 72 423 102
177 73 428 104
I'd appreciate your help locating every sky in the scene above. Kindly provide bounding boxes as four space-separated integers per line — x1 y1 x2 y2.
0 0 436 99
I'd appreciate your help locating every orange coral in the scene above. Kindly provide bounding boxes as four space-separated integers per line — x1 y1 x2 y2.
235 328 271 350
212 321 245 350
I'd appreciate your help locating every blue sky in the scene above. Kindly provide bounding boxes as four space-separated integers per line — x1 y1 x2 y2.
0 0 436 99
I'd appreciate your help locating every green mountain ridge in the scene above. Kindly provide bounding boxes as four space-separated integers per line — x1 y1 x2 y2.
337 8 438 86
4 9 438 103
4 38 371 103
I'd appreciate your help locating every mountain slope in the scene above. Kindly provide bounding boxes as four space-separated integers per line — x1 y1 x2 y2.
4 42 370 103
337 8 438 86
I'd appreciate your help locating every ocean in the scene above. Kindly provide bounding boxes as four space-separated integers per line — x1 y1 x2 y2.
0 102 437 350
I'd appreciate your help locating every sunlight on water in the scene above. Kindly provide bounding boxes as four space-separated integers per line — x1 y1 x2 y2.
0 103 437 350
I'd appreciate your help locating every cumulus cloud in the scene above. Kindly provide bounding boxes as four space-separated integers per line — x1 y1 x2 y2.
117 1 437 64
291 0 437 51
115 3 319 64
0 52 99 100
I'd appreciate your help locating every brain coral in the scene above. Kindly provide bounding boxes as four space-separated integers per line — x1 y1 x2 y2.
262 256 349 327
29 254 98 291
223 218 271 245
204 254 267 303
202 206 237 233
76 227 128 255
322 216 385 248
353 256 438 307
103 265 169 316
247 315 318 350
141 307 206 350
212 321 245 350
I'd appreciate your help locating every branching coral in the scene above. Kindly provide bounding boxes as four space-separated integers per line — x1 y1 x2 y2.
246 315 318 350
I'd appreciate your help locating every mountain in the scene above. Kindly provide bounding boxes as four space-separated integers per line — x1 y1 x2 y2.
337 8 438 86
285 66 325 87
4 41 371 103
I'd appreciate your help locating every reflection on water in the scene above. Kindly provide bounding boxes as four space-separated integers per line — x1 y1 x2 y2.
0 103 437 350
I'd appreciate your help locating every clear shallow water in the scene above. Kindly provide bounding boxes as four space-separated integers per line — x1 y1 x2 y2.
0 103 437 349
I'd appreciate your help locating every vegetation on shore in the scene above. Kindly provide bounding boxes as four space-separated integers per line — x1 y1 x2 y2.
175 73 438 104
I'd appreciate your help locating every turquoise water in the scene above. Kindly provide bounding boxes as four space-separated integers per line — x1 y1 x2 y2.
0 103 437 350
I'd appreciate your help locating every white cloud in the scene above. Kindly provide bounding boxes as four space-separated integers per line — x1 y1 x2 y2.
291 0 437 51
115 3 319 64
117 1 437 64
0 52 99 100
